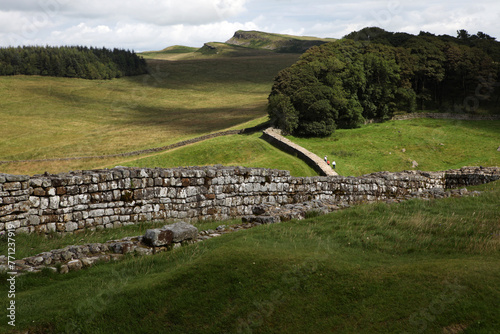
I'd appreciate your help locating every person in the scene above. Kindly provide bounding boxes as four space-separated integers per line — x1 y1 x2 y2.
332 160 336 169
324 155 327 163
327 160 330 166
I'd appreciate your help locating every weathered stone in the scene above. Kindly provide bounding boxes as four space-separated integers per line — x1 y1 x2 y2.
1 166 499 238
3 182 21 191
67 259 82 271
162 221 198 243
135 247 153 256
65 222 78 232
143 228 174 247
81 257 99 267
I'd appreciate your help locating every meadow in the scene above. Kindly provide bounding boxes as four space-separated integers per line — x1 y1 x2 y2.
1 180 498 333
1 47 499 178
287 118 500 176
0 52 300 175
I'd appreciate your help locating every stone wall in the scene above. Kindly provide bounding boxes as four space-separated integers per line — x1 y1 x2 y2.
391 113 500 121
1 166 499 235
262 128 337 176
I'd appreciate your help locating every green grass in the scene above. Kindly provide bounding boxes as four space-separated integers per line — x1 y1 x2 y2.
0 53 300 175
226 30 336 52
116 132 317 177
0 219 242 260
140 45 199 58
1 181 498 333
287 118 500 176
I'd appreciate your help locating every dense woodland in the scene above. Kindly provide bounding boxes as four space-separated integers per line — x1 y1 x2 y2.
0 46 147 79
268 28 500 136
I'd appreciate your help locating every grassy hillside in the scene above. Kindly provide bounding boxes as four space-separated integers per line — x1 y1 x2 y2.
140 30 335 60
111 117 500 178
287 118 500 176
1 180 498 333
226 30 335 53
0 53 300 175
140 45 199 59
114 132 317 177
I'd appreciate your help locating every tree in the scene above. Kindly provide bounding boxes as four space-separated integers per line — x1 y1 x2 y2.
268 39 413 136
0 46 147 80
457 29 470 40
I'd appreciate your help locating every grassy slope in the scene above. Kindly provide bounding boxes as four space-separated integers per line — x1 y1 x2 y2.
1 181 498 333
226 30 336 51
114 132 317 177
0 53 300 175
288 118 500 176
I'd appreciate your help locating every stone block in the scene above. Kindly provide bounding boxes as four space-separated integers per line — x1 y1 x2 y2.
143 222 198 247
3 182 21 191
49 196 60 209
143 228 174 247
163 221 198 243
67 259 82 271
5 175 29 182
28 215 40 226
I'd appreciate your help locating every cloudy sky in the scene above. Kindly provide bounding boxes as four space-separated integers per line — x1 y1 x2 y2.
1 0 499 51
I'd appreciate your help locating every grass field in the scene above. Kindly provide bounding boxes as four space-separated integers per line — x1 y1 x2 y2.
1 180 498 333
0 53 300 174
287 118 500 176
114 132 317 177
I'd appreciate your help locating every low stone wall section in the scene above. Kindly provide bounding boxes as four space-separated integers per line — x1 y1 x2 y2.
1 166 499 235
392 113 500 121
262 127 337 177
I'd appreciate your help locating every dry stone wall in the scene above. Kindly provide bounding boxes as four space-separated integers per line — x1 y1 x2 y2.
262 127 338 176
391 113 500 121
1 166 499 235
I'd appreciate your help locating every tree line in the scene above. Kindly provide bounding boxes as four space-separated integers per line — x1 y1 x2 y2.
0 46 148 79
268 27 500 137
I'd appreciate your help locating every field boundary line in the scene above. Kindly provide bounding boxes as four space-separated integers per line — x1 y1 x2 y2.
0 124 267 165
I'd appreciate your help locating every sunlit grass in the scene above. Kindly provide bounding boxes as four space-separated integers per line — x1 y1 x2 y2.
287 118 500 176
117 132 317 177
0 54 300 173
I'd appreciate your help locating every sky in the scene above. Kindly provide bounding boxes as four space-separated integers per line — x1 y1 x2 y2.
1 0 499 52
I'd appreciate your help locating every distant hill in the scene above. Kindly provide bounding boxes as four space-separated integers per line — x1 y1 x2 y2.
226 30 335 53
141 30 336 59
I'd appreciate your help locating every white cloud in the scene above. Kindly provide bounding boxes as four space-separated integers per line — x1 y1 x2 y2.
0 0 499 50
45 20 259 51
53 0 247 25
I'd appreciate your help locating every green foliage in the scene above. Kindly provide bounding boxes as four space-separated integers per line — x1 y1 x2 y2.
270 27 500 136
345 27 500 112
0 46 147 79
268 39 413 136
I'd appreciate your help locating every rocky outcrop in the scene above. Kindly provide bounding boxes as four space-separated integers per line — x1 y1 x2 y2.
226 30 332 53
